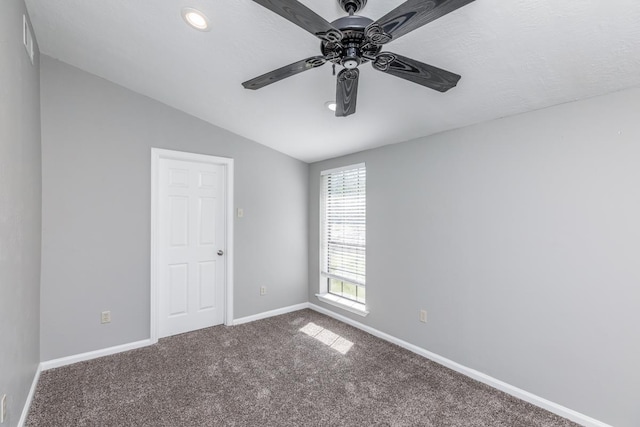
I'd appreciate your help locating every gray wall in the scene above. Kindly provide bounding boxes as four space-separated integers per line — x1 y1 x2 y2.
40 57 308 361
0 1 41 426
309 88 640 427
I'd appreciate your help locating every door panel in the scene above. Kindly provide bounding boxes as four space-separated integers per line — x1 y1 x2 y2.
159 158 225 338
198 261 216 310
168 264 188 315
198 197 216 245
169 196 189 247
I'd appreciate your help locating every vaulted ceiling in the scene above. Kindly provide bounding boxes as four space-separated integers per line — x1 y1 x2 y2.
25 0 640 162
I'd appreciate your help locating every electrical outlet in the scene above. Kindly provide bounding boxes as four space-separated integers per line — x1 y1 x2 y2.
1 393 7 423
419 309 427 323
260 286 267 296
101 311 111 324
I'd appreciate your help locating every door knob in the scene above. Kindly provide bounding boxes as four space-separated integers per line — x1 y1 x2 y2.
217 250 224 256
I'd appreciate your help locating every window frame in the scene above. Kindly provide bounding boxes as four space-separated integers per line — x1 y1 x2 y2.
316 163 369 316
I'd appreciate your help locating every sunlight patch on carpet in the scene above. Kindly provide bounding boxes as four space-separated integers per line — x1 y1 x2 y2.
299 322 354 355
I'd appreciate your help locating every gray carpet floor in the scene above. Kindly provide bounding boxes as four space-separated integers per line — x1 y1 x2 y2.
27 309 580 426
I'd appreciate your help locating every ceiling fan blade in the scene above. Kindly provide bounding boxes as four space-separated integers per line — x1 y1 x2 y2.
242 56 327 90
372 52 460 92
335 68 359 117
251 0 343 42
366 0 475 44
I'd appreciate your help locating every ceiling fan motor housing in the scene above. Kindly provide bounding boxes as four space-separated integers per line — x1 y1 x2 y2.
338 0 367 14
321 15 380 69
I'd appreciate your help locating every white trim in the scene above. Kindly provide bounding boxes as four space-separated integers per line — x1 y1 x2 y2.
308 303 612 427
17 363 42 427
233 303 309 326
316 293 368 316
150 148 235 343
225 160 235 326
40 339 153 371
26 300 612 427
150 149 159 343
320 162 366 176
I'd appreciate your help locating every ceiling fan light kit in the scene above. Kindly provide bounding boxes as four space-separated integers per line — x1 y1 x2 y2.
325 101 338 111
242 0 475 117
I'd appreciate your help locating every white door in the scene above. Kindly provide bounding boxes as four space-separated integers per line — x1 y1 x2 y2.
158 158 226 338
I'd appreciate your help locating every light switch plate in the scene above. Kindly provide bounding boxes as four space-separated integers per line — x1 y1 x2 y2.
101 311 111 324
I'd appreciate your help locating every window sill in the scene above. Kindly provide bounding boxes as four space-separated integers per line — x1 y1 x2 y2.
316 293 369 317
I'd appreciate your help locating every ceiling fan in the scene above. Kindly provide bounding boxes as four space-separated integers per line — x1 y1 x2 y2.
242 0 476 117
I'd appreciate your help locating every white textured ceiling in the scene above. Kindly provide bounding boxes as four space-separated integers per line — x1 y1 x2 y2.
25 0 640 162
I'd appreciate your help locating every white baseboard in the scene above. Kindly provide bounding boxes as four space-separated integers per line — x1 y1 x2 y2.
29 303 611 427
40 339 154 371
18 363 42 427
308 303 611 427
232 302 310 325
40 303 310 372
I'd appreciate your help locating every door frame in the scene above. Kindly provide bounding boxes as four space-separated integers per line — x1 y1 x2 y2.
150 148 234 343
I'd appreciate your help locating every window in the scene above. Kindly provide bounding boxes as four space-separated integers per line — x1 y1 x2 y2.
319 164 367 314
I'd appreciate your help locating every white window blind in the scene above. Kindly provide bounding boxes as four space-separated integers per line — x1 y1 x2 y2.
321 164 366 287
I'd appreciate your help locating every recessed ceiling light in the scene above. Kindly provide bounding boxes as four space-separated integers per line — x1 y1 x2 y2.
325 101 337 112
181 7 210 31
